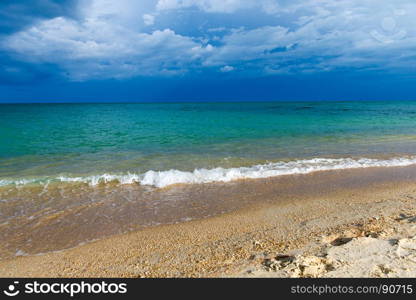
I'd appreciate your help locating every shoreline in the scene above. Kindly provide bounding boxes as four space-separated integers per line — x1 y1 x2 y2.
3 155 416 189
1 166 416 277
3 164 416 259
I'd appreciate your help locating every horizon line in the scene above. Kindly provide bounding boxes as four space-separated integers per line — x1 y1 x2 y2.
2 99 416 105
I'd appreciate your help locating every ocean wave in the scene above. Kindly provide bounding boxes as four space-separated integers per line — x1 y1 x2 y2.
1 156 416 188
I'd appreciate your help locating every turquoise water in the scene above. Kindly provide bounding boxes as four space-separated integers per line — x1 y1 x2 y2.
1 101 416 187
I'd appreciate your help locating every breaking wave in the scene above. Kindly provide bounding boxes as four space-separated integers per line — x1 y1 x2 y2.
1 156 416 188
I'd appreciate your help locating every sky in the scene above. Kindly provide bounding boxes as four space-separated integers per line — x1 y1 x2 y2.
0 0 415 103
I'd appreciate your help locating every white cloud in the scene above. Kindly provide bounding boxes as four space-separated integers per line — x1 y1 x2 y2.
143 14 155 26
220 65 234 72
3 1 213 80
156 0 258 13
204 0 416 73
155 0 296 15
2 0 416 80
84 0 152 28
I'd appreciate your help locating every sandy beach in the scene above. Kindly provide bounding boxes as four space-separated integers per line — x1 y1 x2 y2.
1 166 416 278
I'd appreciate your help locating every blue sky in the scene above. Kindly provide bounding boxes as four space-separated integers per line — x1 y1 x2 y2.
0 0 415 103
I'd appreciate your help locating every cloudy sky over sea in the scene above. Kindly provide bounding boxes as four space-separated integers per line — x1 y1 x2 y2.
0 0 415 102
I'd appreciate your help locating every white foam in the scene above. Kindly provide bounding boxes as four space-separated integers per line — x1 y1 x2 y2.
1 156 416 189
138 156 416 187
57 173 141 185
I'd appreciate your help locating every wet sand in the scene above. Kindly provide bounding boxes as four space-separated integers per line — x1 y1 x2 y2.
1 166 416 277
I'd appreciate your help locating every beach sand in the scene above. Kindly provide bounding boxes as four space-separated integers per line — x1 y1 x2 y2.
1 167 416 278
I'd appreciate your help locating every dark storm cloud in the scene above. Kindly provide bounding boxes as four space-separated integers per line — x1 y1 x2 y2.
0 0 78 34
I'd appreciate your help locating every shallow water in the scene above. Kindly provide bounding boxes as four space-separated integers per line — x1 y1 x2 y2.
2 165 416 259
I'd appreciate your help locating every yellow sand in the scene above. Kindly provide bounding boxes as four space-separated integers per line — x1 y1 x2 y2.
1 177 416 278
